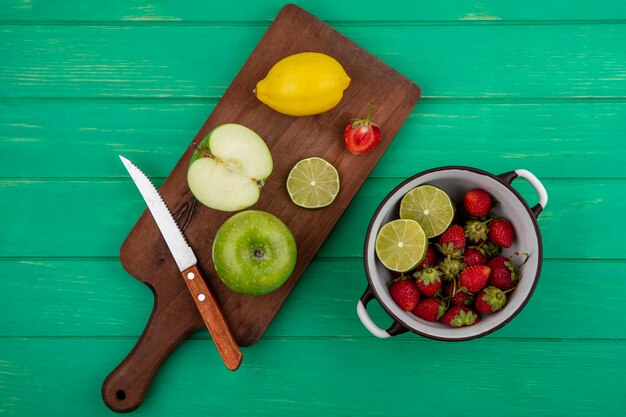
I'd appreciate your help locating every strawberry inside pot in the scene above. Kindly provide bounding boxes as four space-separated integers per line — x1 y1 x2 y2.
357 166 548 341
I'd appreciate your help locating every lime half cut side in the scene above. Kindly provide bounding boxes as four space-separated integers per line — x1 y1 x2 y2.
399 184 455 238
375 219 427 273
286 157 340 209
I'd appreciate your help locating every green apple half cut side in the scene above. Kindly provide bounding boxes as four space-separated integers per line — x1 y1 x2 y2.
212 210 297 295
187 123 273 212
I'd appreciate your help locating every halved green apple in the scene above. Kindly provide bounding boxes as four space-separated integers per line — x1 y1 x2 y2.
187 123 273 212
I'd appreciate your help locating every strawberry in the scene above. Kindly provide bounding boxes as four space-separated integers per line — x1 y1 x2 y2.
462 247 488 266
487 254 528 290
474 240 501 258
389 277 420 311
416 244 436 269
442 306 481 327
344 108 381 155
488 218 515 248
464 219 489 244
488 255 509 269
463 188 492 218
413 297 446 322
413 267 442 297
438 257 466 281
459 265 490 293
443 281 474 307
475 286 507 313
436 225 466 258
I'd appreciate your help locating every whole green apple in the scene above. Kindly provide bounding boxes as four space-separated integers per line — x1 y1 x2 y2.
212 210 297 295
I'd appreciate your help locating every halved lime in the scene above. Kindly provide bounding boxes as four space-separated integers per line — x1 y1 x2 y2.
375 219 427 273
286 157 340 209
399 185 454 238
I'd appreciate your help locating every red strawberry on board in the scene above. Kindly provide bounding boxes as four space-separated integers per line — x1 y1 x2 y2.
442 306 481 327
416 244 437 269
436 225 466 258
413 267 442 297
413 297 447 322
475 286 508 313
463 247 489 266
344 108 381 155
460 265 491 293
389 277 420 311
488 218 515 248
463 188 492 218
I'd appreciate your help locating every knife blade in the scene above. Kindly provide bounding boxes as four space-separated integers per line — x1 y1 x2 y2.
119 155 242 371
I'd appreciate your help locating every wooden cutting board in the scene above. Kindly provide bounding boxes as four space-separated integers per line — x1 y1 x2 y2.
102 3 420 412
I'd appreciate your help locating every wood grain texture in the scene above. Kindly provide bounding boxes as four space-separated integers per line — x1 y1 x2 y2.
101 263 242 412
105 4 419 412
2 100 626 179
1 259 625 339
1 338 626 417
3 0 626 22
0 179 622 259
2 0 626 415
2 24 626 99
118 2 419 349
178 265 242 370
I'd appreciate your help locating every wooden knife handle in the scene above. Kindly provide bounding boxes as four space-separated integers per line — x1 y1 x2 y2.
181 265 243 371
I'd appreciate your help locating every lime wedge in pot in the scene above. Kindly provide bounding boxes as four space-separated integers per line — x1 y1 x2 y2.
375 219 427 273
399 185 454 238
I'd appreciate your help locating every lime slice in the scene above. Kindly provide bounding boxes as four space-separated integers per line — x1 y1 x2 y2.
286 157 340 208
399 185 455 238
375 219 427 273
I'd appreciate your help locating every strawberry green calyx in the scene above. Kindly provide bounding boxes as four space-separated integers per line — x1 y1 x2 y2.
481 286 507 312
465 219 489 244
436 301 447 320
439 257 466 281
474 241 501 258
503 260 519 283
414 267 441 285
350 105 376 129
437 225 466 258
449 309 478 327
443 306 480 327
436 242 464 259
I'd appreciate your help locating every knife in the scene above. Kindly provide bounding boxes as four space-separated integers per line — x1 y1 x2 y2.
119 155 243 371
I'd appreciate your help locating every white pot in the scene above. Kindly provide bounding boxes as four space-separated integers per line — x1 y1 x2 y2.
357 167 548 340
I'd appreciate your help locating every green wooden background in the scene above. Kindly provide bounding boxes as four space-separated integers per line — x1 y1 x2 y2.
1 1 625 415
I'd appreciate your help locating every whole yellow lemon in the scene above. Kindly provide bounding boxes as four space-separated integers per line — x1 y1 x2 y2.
255 52 351 116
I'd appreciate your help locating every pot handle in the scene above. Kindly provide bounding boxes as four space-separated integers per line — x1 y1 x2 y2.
497 169 548 218
356 286 408 338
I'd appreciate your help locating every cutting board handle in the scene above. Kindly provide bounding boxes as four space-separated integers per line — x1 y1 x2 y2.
101 292 198 413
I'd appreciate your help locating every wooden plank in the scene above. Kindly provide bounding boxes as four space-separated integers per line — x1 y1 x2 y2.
2 0 626 22
0 179 621 259
1 338 625 416
2 24 626 98
0 259 624 339
2 100 626 179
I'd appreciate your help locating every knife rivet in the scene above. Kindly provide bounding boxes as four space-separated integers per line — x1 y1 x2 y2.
198 294 206 302
187 272 195 280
